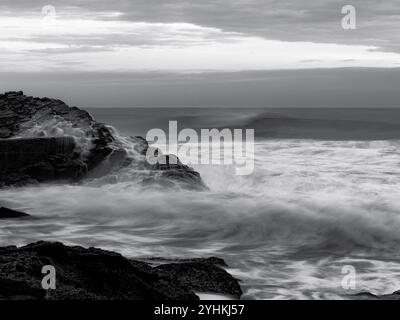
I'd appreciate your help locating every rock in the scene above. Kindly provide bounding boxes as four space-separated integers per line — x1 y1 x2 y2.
0 207 30 219
0 128 12 139
0 91 206 190
150 168 206 190
0 137 87 182
131 136 150 155
87 148 128 179
353 290 400 300
0 241 242 300
154 259 242 298
148 257 228 267
144 154 207 190
0 91 120 186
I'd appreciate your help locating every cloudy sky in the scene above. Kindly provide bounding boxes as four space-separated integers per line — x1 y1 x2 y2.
1 0 400 107
2 0 400 71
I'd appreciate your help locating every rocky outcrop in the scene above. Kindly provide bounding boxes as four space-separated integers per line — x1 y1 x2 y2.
0 91 206 190
0 91 121 186
0 241 242 300
155 260 242 297
0 207 30 219
0 137 86 184
133 141 207 190
354 291 400 300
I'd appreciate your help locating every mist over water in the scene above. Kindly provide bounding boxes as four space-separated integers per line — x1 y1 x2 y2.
2 108 400 299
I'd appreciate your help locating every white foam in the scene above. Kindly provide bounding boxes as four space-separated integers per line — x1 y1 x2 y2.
2 138 400 299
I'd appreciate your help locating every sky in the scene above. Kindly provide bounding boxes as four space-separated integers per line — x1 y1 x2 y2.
1 0 400 107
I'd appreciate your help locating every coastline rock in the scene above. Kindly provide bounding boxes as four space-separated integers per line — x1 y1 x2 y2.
0 207 30 219
0 91 120 186
147 257 228 266
155 260 242 298
144 155 207 190
0 241 242 300
0 137 86 183
354 290 400 300
0 91 206 190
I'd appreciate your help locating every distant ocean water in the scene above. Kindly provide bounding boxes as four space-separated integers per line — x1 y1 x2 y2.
88 107 400 139
2 108 400 299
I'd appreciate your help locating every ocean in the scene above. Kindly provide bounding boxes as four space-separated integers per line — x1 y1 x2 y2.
2 107 400 299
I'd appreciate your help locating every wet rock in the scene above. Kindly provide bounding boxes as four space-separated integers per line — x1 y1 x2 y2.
354 290 400 300
131 136 149 155
148 257 228 267
0 207 30 219
87 148 128 179
152 168 206 190
0 91 206 190
0 241 242 300
155 261 242 298
144 154 207 190
0 137 87 182
0 91 119 186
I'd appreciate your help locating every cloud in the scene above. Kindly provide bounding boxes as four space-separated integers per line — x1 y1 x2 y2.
1 1 400 71
2 0 399 49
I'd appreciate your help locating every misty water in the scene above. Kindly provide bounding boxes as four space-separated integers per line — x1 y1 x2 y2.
2 108 400 299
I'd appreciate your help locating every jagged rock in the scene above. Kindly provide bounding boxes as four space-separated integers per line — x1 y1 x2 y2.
144 168 206 190
0 91 120 186
0 137 87 183
151 257 242 298
0 91 206 190
148 257 228 266
144 154 207 190
0 207 30 219
354 290 400 300
0 241 242 300
131 136 150 155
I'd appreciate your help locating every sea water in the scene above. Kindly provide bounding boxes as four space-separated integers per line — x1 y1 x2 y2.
2 108 400 299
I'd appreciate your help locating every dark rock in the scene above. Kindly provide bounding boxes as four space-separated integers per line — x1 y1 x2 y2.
0 91 206 190
0 137 76 168
353 292 378 299
0 137 87 183
155 261 242 298
131 136 149 155
0 207 30 219
87 148 128 179
353 290 400 300
0 128 12 139
0 92 121 186
144 154 207 190
151 154 183 170
154 168 206 190
148 257 228 267
0 241 242 300
23 161 56 181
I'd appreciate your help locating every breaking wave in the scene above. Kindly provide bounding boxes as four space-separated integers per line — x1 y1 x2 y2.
2 136 400 299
